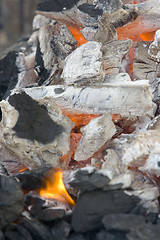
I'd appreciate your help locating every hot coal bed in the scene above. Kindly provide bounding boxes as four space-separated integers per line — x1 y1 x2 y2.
1 0 160 239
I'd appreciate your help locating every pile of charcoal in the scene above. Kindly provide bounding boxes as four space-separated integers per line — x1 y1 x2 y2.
0 166 160 240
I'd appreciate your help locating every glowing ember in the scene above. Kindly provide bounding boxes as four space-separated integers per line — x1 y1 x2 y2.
67 26 88 47
18 167 28 173
40 168 75 206
140 31 156 41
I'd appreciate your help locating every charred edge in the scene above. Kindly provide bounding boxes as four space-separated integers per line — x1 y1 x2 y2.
37 0 81 12
9 92 65 144
78 4 103 19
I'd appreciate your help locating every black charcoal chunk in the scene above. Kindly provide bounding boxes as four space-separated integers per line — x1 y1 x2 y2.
0 51 18 100
0 230 5 240
78 4 103 19
9 92 64 144
5 224 33 240
14 166 52 191
51 220 71 240
68 233 85 240
37 0 81 12
95 229 117 240
72 190 140 232
0 175 24 229
40 207 65 222
69 168 110 192
19 217 53 240
102 213 147 232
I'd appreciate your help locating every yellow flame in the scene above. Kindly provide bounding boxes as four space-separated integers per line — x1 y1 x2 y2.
40 169 75 206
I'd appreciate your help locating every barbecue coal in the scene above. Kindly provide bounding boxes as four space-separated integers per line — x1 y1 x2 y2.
1 0 160 239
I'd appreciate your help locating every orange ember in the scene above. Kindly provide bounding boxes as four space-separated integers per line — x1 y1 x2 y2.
68 26 88 47
40 168 75 206
140 31 156 41
18 167 28 173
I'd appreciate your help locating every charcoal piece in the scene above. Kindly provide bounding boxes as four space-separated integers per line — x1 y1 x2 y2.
95 229 116 240
51 220 71 240
4 224 33 240
0 231 5 240
71 189 140 232
14 166 52 191
40 207 65 222
0 175 24 229
19 217 53 240
69 168 110 192
78 4 103 19
68 233 85 240
9 92 64 144
102 213 147 232
37 0 80 12
0 92 73 168
0 51 17 101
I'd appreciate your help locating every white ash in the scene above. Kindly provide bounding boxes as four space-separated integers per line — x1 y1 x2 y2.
62 41 105 86
148 29 160 62
74 113 116 161
0 93 73 169
23 79 155 117
32 14 56 31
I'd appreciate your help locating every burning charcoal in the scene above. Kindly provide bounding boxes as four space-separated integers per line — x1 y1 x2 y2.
101 39 132 75
36 0 84 28
35 23 77 85
51 220 71 240
71 189 140 232
19 216 53 240
23 78 155 117
74 113 116 161
122 130 160 177
69 167 110 191
14 167 52 191
0 175 24 229
133 41 160 107
0 92 73 169
4 223 33 240
95 4 138 44
0 39 37 100
32 14 56 31
61 41 105 86
15 52 38 89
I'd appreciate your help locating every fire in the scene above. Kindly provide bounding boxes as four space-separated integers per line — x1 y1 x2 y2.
67 26 88 47
40 168 75 206
18 167 28 172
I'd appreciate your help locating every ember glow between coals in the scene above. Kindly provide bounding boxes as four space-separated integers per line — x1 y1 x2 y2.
67 26 88 47
39 168 75 206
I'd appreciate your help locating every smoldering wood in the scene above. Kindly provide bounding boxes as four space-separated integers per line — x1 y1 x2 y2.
0 175 24 229
0 93 73 169
23 78 155 117
35 23 77 85
61 41 105 86
101 39 132 75
74 113 116 161
133 41 160 101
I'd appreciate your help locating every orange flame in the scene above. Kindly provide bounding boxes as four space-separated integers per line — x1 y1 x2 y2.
68 26 88 47
40 168 75 206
